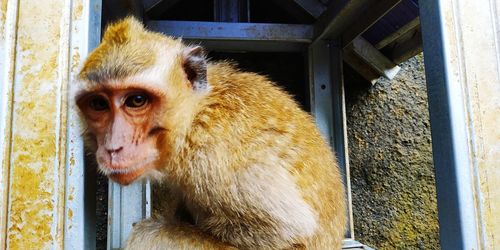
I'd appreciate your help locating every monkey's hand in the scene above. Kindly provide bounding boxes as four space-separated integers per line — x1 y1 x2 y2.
125 218 238 250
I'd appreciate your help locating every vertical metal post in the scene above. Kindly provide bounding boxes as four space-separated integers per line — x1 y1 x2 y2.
419 0 483 249
329 41 354 240
308 40 354 240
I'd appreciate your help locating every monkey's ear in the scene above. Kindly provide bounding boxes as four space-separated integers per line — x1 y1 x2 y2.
182 46 208 91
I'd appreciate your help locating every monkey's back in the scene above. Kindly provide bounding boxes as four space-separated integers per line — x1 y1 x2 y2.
183 62 346 249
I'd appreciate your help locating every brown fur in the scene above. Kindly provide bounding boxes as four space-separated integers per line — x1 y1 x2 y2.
76 17 346 250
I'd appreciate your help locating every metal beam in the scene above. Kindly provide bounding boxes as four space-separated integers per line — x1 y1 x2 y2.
309 40 355 239
147 21 313 52
419 0 483 248
313 0 373 43
341 0 401 48
329 41 355 240
148 21 313 42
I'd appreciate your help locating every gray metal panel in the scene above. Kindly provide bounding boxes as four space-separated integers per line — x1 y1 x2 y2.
108 180 151 250
419 0 479 249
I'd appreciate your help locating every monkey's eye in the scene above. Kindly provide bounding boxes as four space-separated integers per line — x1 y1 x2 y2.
88 96 109 111
125 94 148 108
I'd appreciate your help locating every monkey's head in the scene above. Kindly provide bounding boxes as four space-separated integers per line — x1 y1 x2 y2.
75 17 208 185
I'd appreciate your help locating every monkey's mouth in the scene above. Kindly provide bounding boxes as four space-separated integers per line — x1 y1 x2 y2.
99 155 157 185
109 168 150 185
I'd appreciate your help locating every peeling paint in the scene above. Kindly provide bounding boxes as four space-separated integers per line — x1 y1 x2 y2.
71 51 80 72
5 0 66 248
0 1 7 40
74 2 83 20
68 208 73 220
2 0 95 248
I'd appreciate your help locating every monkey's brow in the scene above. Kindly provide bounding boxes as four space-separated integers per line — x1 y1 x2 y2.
77 84 166 99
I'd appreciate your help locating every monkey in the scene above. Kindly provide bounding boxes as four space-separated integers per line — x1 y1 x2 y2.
75 17 346 249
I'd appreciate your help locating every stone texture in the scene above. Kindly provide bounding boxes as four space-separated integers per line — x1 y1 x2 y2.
345 54 440 249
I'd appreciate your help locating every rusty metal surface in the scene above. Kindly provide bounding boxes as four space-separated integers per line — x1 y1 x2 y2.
3 0 67 248
0 0 97 248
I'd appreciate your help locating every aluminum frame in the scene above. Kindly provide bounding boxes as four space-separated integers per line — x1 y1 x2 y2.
418 0 500 247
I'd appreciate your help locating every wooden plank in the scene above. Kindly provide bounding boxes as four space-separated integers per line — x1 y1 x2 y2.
388 29 422 64
375 17 420 49
294 0 327 18
343 47 380 85
350 37 400 79
313 0 373 42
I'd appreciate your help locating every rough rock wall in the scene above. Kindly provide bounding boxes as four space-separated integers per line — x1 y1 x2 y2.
345 54 440 249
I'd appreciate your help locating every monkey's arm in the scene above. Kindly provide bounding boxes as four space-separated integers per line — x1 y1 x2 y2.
125 218 237 250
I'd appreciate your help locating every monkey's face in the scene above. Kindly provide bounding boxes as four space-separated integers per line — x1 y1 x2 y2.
75 17 208 185
76 85 166 185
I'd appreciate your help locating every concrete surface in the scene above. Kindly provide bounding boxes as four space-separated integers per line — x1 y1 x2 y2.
345 54 440 249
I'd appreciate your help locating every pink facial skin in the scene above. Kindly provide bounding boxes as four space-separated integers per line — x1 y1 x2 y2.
76 86 165 185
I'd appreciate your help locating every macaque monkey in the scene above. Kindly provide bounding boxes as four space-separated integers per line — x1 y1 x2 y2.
76 17 346 249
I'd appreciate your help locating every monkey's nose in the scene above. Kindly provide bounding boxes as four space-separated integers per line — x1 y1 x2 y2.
106 147 123 155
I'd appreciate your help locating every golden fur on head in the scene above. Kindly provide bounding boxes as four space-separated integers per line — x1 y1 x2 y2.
78 16 179 84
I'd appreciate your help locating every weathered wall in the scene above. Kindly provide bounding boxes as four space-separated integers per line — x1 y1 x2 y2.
345 54 440 249
1 0 93 248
